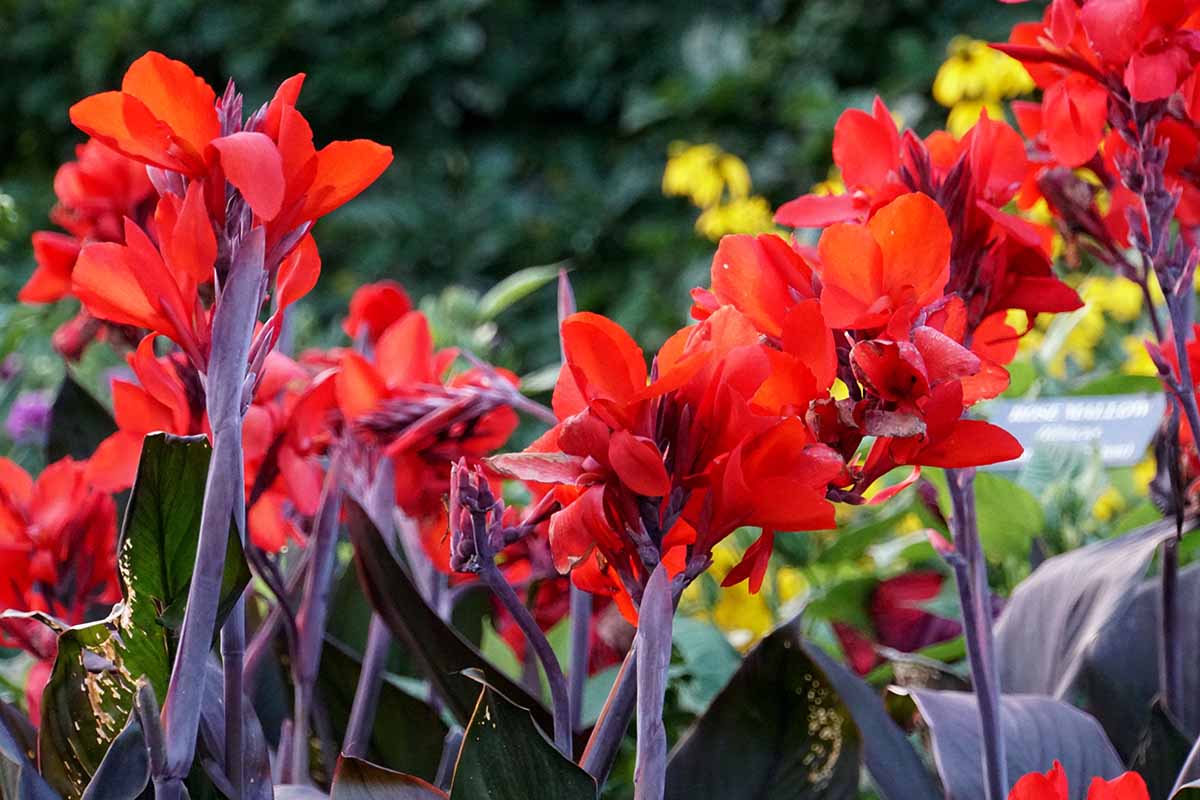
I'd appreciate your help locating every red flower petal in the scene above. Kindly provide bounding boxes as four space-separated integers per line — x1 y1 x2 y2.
19 232 81 303
276 235 321 309
775 192 866 228
869 192 951 309
120 51 219 160
832 100 900 188
301 139 394 221
211 131 286 220
1043 75 1109 168
607 430 670 497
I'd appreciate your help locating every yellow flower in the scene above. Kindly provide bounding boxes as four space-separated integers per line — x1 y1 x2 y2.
1092 486 1126 521
663 142 727 209
695 196 775 240
1080 275 1144 323
1121 335 1158 376
934 36 1034 137
1133 455 1156 496
664 142 780 241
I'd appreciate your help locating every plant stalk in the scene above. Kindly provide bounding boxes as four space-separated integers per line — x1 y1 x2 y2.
342 612 391 758
581 644 638 783
568 585 591 733
156 230 266 799
479 560 572 756
946 467 1007 800
288 451 345 783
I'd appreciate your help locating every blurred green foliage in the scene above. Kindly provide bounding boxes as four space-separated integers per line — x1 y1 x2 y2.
1 0 1033 373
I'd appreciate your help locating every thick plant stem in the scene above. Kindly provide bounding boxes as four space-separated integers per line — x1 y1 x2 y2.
221 595 246 798
633 564 672 800
288 452 345 783
1161 536 1184 714
156 232 265 799
582 645 638 783
343 613 391 757
568 584 591 733
222 468 250 798
479 560 572 756
342 458 401 756
946 467 1007 800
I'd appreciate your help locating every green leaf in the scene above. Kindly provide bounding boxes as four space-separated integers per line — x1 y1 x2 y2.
927 471 1043 560
1069 373 1162 396
46 375 116 463
1175 781 1200 799
664 618 864 800
477 265 560 321
448 686 596 800
331 756 447 799
38 433 250 798
671 617 740 715
122 433 249 638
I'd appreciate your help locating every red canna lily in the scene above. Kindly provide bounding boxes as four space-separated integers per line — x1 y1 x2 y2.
816 192 952 330
85 334 325 551
1008 761 1149 800
493 306 844 608
69 51 392 253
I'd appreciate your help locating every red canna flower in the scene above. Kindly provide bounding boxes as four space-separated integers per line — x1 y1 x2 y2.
0 456 120 719
492 306 843 611
19 139 156 360
69 51 392 253
85 334 325 551
816 192 951 330
328 308 521 570
342 281 414 345
1008 761 1149 800
996 0 1200 167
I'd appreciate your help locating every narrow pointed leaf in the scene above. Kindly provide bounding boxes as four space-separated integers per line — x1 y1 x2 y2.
345 500 560 735
80 710 149 800
0 701 58 800
477 265 560 320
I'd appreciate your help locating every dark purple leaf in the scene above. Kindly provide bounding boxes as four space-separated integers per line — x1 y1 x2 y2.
331 756 447 799
995 517 1179 698
447 686 595 800
896 689 1124 800
665 617 862 800
345 500 561 736
0 700 58 800
80 710 149 800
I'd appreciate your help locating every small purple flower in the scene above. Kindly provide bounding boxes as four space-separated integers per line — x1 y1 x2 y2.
6 391 52 446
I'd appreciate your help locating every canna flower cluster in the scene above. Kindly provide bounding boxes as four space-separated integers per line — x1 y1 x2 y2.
0 457 119 718
19 139 155 359
488 99 1086 616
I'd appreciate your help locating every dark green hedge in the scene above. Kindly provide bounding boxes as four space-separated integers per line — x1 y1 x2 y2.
0 0 1033 369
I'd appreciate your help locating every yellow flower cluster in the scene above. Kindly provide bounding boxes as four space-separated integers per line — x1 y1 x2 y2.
663 142 776 240
683 540 806 650
933 36 1034 137
1017 275 1148 378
